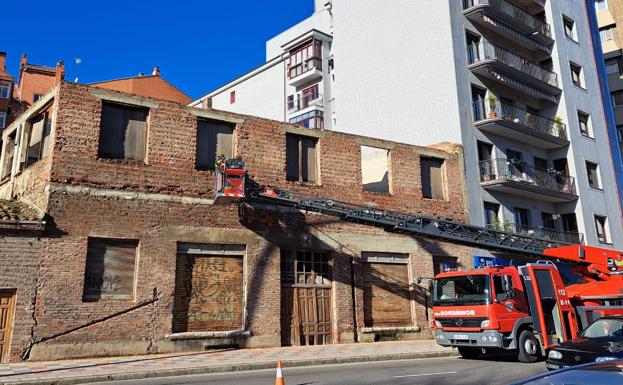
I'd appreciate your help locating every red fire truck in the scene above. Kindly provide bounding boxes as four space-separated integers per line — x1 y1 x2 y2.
431 245 623 362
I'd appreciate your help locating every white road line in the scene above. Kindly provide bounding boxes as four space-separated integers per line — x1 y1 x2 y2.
393 371 458 378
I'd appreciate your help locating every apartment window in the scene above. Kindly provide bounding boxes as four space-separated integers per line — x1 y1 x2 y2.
286 133 318 183
600 25 615 42
595 215 610 244
361 146 389 193
617 125 623 145
287 39 322 79
514 207 531 231
586 161 602 189
196 119 234 170
541 212 556 229
612 90 623 107
596 0 608 12
563 16 576 41
1 132 15 180
606 59 620 75
0 83 9 99
229 90 236 104
0 112 5 129
289 110 324 129
82 238 138 301
534 157 548 170
433 255 458 275
483 202 500 228
421 156 446 200
562 213 579 233
22 110 53 169
570 62 584 88
33 93 42 103
98 102 148 161
578 111 592 137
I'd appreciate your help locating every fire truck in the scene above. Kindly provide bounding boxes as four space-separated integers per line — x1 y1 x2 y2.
431 246 623 362
214 157 623 362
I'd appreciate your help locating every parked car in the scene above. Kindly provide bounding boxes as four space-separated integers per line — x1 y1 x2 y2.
545 316 623 370
510 359 623 385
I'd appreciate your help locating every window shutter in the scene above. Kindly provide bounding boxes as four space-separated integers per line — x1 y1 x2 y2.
99 103 126 159
125 109 147 161
83 239 138 301
286 135 300 181
301 136 317 183
27 117 45 166
41 117 52 157
215 122 234 158
196 120 213 170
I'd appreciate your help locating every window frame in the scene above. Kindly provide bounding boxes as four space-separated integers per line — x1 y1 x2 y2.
563 15 577 42
612 90 623 107
98 101 149 162
600 25 615 42
285 133 319 184
0 83 10 99
605 59 620 75
361 145 390 194
585 161 602 190
0 111 6 129
594 215 610 244
195 118 235 171
577 110 592 138
420 156 447 200
570 62 584 89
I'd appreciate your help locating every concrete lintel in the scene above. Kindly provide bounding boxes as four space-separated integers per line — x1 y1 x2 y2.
89 88 160 109
49 184 215 205
166 330 250 340
282 124 325 138
189 108 246 124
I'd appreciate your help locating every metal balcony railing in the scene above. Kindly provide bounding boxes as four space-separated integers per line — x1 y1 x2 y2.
467 41 558 87
287 93 324 114
479 158 577 195
486 223 583 244
287 57 322 79
463 0 551 38
472 99 567 140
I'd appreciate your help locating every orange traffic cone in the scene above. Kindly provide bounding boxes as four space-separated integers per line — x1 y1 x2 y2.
275 360 285 385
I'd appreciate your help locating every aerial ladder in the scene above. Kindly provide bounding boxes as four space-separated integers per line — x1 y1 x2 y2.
215 158 623 361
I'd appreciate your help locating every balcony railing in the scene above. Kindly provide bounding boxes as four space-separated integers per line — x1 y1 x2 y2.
467 41 558 87
287 93 324 114
463 0 551 38
472 98 567 140
479 158 576 195
486 223 583 244
287 57 322 80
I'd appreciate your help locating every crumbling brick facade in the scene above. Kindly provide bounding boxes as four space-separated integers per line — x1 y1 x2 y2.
0 82 473 362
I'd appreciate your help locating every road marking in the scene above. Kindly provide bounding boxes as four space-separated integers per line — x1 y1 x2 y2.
393 371 458 378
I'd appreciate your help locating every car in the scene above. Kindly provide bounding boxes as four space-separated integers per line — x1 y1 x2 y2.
545 316 623 370
510 359 623 385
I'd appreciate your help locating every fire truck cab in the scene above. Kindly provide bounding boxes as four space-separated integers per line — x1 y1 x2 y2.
432 245 623 362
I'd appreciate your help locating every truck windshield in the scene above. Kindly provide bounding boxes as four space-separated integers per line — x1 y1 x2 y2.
432 275 490 305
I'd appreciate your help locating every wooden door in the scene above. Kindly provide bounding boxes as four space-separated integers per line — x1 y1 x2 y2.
363 263 411 327
0 290 16 363
281 250 332 346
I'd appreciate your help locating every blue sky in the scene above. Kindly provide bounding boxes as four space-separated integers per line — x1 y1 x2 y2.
3 0 313 99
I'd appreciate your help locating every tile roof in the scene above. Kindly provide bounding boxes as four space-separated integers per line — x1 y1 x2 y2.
0 200 42 222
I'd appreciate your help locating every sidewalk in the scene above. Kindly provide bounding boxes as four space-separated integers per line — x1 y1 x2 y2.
0 340 456 385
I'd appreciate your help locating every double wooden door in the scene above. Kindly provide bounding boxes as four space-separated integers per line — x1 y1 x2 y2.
0 290 16 363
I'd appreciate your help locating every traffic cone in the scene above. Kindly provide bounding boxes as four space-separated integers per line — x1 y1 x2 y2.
275 360 285 385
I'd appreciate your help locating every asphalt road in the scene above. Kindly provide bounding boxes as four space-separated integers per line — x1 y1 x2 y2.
90 355 548 385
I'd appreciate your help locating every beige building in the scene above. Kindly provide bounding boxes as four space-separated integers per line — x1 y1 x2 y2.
596 0 623 153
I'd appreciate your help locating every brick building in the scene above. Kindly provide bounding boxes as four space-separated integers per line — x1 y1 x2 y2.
0 82 471 362
89 67 192 105
0 53 13 132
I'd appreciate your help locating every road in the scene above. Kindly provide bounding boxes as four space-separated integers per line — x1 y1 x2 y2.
90 356 547 385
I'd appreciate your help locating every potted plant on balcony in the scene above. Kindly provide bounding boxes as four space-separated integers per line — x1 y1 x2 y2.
487 93 497 119
553 116 564 136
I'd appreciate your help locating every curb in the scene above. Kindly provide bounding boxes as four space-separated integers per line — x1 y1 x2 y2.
1 350 458 385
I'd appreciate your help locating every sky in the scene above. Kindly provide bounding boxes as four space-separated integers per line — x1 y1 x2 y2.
3 0 314 99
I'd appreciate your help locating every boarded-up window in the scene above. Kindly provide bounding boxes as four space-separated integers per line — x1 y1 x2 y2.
286 134 317 183
98 102 148 161
421 156 446 200
82 238 138 301
433 255 458 275
173 244 244 332
361 146 389 193
363 253 411 327
22 111 52 169
196 119 234 170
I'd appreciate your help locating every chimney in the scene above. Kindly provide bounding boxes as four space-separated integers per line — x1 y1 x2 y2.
55 61 64 84
0 52 6 72
152 66 160 76
20 53 27 68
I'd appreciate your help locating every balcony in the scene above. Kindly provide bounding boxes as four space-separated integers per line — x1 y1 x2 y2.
467 42 560 100
479 159 578 202
463 0 553 46
287 57 323 87
287 93 324 115
487 223 583 245
472 98 569 149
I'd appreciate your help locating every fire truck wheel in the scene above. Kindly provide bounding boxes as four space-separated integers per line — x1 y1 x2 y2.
517 330 541 363
457 346 480 359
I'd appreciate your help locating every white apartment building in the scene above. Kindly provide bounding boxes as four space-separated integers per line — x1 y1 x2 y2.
192 0 623 250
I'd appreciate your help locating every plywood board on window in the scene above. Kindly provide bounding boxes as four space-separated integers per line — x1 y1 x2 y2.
363 262 411 327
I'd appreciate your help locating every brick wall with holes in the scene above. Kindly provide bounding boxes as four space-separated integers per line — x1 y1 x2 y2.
1 82 473 361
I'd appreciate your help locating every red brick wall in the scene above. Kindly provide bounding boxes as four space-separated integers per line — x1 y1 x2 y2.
16 71 56 107
2 82 472 361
